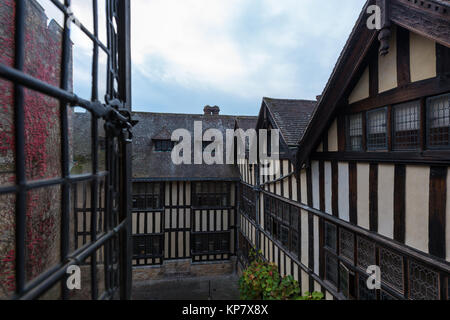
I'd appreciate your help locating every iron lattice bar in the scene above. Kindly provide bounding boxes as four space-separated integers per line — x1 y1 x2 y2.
0 0 132 300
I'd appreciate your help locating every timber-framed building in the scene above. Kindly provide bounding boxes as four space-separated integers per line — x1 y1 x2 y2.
237 0 450 300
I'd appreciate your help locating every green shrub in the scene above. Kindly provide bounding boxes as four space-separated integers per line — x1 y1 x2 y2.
239 250 324 300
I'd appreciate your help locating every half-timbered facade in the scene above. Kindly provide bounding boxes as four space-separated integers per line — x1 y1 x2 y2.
237 0 450 300
131 108 257 273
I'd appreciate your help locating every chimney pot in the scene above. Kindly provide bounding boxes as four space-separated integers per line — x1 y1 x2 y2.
203 105 220 115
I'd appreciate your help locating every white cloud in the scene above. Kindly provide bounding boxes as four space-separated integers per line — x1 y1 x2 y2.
36 0 366 107
131 0 365 100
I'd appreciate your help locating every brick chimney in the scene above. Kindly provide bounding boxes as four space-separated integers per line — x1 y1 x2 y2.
203 105 220 115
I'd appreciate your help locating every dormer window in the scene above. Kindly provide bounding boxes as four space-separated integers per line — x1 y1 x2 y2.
154 139 175 152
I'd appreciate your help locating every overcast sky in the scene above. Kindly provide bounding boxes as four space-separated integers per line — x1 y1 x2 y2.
39 0 366 116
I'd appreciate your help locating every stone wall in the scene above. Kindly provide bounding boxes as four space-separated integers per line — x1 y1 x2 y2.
133 258 237 282
0 0 72 298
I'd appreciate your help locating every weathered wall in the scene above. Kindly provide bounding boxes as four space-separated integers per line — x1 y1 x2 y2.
0 0 72 298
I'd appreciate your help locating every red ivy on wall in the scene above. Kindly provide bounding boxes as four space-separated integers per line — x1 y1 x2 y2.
0 0 64 294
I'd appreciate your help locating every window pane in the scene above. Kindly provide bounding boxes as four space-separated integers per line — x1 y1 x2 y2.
367 108 387 150
324 222 337 252
380 248 404 293
393 100 420 150
339 228 354 262
347 114 363 151
427 93 450 148
325 253 338 287
409 261 440 300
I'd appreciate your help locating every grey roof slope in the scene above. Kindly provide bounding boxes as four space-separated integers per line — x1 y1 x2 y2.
235 116 258 130
263 97 317 146
132 111 253 179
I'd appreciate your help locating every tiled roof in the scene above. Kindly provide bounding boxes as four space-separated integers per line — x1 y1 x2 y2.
263 97 317 146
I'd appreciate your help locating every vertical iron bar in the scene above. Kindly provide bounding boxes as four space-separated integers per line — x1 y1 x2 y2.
14 0 26 297
117 0 132 296
60 0 72 300
90 0 100 300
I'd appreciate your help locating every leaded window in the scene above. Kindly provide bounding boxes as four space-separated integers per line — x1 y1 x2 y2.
325 253 338 287
367 108 388 150
339 228 354 262
192 232 230 254
132 182 163 210
346 113 363 151
324 222 337 252
427 93 450 149
408 261 440 300
133 234 164 259
240 183 256 221
357 237 376 270
380 248 404 293
192 182 229 207
263 194 299 256
393 100 420 150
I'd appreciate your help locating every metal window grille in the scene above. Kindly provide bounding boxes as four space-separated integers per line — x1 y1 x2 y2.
427 93 450 149
0 0 132 300
366 108 388 150
346 113 363 151
392 100 420 150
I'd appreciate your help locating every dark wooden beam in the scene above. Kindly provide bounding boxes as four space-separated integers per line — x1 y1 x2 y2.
394 164 406 243
349 162 358 225
319 161 325 212
436 43 450 78
347 77 450 114
337 115 346 152
310 150 450 165
369 164 378 232
428 166 447 259
396 26 411 87
390 0 450 48
331 160 339 218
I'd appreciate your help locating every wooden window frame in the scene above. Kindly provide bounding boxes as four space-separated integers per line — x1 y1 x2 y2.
192 181 230 209
426 92 450 150
132 182 164 211
366 107 389 151
345 113 364 151
391 100 421 151
337 92 450 157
